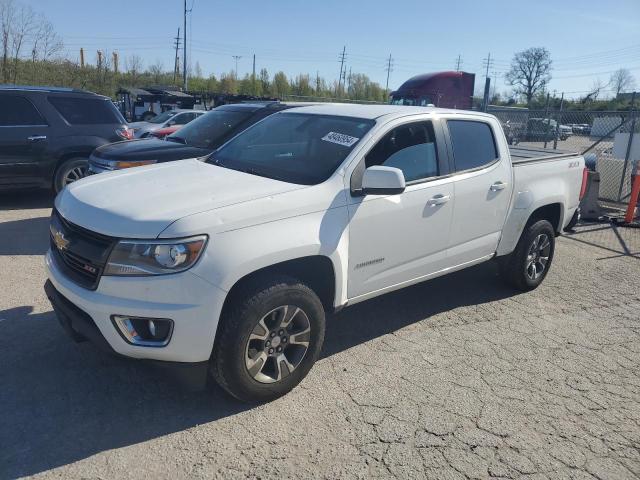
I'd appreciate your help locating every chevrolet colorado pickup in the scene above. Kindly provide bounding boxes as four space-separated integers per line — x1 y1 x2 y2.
45 104 586 402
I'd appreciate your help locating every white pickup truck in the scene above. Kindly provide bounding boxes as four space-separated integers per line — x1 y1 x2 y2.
45 104 585 402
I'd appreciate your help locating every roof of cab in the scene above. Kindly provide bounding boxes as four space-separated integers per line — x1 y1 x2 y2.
283 103 492 121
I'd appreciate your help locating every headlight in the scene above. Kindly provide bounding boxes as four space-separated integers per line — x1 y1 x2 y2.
110 159 157 170
104 235 207 276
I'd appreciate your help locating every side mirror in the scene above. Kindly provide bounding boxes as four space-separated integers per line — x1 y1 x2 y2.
361 166 406 195
167 120 176 126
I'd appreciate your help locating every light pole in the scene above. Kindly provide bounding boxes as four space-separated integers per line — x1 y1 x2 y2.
233 55 242 79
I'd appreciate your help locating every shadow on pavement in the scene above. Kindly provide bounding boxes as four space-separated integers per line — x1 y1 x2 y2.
0 262 516 478
0 216 51 255
0 190 55 211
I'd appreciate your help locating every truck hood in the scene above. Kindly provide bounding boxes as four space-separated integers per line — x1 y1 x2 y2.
91 138 211 163
56 159 305 238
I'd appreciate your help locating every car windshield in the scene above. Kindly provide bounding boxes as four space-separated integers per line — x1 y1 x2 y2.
148 111 177 124
170 109 253 149
209 112 375 185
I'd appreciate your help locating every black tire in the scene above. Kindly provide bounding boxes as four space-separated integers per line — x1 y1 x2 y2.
211 275 325 403
499 219 556 292
53 157 89 193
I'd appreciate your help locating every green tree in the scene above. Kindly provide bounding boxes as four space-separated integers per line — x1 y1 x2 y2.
271 71 289 98
219 71 237 94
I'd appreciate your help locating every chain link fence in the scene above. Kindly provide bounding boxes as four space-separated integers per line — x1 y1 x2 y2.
487 107 638 204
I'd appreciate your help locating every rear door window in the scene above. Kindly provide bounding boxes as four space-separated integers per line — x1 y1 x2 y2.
0 95 47 126
447 120 498 172
48 96 124 125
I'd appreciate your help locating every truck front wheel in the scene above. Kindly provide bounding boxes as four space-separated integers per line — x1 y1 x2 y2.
499 219 556 291
210 275 326 402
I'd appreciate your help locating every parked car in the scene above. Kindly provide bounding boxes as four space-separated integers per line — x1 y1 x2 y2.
129 109 206 138
45 104 585 402
0 85 132 193
524 118 570 142
88 103 298 174
150 125 181 139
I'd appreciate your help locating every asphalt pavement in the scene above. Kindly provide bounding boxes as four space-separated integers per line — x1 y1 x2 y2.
1 190 639 479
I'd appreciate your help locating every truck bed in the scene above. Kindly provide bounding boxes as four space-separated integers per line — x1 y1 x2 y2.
509 145 578 165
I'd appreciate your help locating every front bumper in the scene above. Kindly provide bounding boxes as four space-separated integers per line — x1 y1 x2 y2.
44 279 210 389
45 248 227 364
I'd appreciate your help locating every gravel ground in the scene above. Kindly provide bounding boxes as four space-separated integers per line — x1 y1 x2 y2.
1 190 639 480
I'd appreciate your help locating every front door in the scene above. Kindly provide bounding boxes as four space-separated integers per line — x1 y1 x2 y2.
347 120 454 298
0 94 49 186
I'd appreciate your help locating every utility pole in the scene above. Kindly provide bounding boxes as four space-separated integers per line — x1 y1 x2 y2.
385 54 393 93
232 55 242 78
183 0 187 91
79 48 85 68
316 71 320 94
173 27 181 85
455 54 462 71
113 51 119 74
252 53 256 94
337 46 346 94
481 52 494 111
97 50 103 70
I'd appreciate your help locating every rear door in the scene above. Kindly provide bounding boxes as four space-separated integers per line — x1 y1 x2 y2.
444 117 512 266
0 93 50 186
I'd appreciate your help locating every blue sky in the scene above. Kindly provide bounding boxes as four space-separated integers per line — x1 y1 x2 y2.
29 0 640 99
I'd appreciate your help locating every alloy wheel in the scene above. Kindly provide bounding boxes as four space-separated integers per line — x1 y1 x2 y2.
64 165 88 185
245 305 311 384
525 233 551 280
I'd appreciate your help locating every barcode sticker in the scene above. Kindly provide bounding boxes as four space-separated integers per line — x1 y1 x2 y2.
321 131 360 147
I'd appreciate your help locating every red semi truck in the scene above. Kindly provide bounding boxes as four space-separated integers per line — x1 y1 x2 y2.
390 71 475 109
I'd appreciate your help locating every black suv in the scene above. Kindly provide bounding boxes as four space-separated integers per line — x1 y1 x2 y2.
0 86 131 193
88 102 297 174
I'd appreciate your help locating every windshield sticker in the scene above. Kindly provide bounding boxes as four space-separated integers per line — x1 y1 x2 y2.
321 131 360 147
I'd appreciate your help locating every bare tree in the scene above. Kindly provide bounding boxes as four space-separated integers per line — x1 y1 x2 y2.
610 68 636 97
148 59 164 83
505 47 552 105
32 15 62 61
0 0 15 83
125 54 143 82
10 2 36 82
581 78 608 103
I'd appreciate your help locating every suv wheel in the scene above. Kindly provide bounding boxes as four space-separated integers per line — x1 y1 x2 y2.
211 275 325 402
54 158 89 193
499 219 556 291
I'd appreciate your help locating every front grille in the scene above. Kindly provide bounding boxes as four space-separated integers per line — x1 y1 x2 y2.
50 210 116 290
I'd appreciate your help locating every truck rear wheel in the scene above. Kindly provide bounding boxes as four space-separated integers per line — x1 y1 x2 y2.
499 219 555 291
210 275 325 402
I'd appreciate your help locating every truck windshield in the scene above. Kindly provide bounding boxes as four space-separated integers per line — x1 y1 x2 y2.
148 111 177 124
169 109 252 149
209 113 375 185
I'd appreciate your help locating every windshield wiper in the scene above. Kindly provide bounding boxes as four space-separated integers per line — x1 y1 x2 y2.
166 136 187 144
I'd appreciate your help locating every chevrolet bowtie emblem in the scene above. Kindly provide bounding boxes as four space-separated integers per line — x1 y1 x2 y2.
52 228 70 251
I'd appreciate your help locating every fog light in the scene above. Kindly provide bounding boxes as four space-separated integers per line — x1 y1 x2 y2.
111 315 173 347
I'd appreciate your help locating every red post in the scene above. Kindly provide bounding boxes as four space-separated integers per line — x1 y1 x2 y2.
624 161 640 223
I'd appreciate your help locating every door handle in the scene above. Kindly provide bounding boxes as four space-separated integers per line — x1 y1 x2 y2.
490 181 507 191
27 135 47 142
427 194 450 206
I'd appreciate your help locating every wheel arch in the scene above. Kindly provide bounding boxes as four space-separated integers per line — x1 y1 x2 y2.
220 255 337 317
